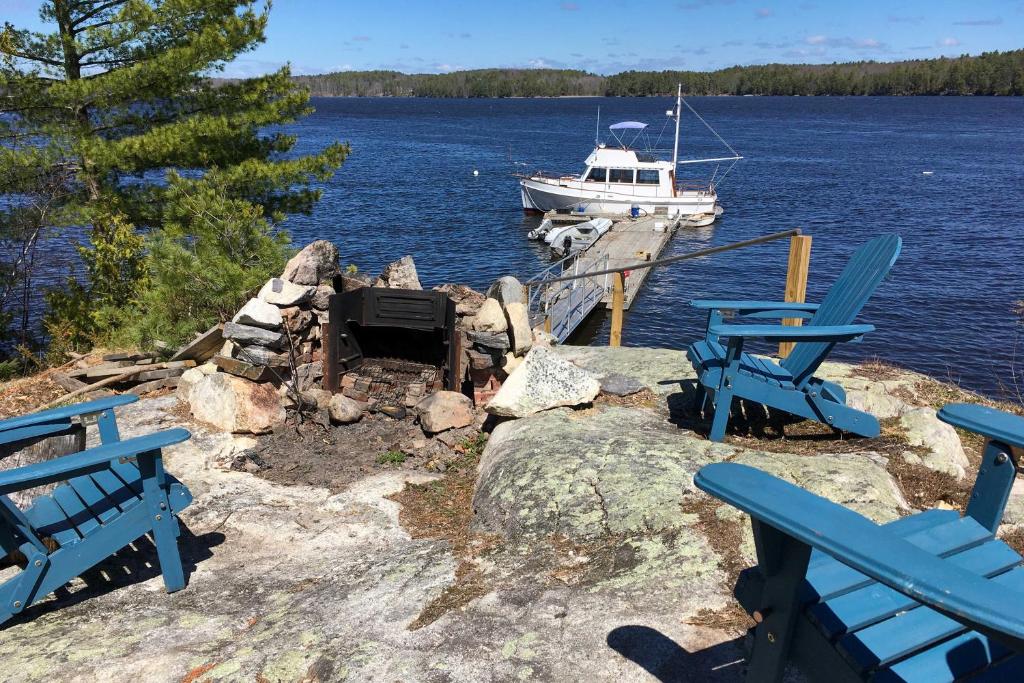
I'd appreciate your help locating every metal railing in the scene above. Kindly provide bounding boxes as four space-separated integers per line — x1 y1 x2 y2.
524 227 808 346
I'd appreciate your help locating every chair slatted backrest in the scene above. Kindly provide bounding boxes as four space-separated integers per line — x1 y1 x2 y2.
781 234 902 387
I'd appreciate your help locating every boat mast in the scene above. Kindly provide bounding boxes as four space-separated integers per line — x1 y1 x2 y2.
671 83 682 171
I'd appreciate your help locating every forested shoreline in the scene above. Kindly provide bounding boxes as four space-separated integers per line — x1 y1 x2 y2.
293 50 1024 97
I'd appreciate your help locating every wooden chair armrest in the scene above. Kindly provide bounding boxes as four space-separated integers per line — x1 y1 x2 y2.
0 395 138 434
939 404 1024 451
695 462 1024 652
709 323 874 342
0 428 190 495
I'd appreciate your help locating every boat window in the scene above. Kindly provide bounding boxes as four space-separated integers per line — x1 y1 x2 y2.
636 169 660 184
609 169 634 183
586 167 607 182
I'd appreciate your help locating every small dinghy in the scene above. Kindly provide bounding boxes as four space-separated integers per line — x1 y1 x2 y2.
527 218 554 240
682 205 724 228
682 212 715 228
550 217 613 257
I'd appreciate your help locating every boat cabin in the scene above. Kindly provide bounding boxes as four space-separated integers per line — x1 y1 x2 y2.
579 146 675 196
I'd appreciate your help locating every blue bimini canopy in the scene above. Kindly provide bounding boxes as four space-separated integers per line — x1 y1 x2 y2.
609 121 647 130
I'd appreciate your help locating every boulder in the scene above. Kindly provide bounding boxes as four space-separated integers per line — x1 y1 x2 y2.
176 366 207 405
531 328 557 348
328 393 364 424
293 361 323 390
232 298 282 330
471 298 507 333
310 284 335 310
339 272 372 294
414 391 475 433
433 283 486 316
486 346 601 418
503 301 532 356
234 345 290 368
486 275 526 306
899 408 970 479
188 373 285 434
223 322 287 349
213 355 275 382
466 348 500 371
467 329 511 352
302 388 333 411
258 278 315 307
374 255 422 290
279 306 313 333
281 240 339 286
552 346 691 397
599 373 646 396
502 352 523 374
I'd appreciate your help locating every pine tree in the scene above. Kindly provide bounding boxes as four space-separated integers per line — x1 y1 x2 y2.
0 1 348 356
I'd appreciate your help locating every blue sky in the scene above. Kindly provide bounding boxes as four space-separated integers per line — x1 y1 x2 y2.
4 0 1022 76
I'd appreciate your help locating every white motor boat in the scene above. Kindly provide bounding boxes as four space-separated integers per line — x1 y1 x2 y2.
550 218 613 257
682 206 724 228
516 85 741 219
527 218 554 240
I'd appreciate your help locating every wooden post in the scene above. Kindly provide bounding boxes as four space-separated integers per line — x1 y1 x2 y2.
544 316 552 334
779 234 812 358
609 271 625 347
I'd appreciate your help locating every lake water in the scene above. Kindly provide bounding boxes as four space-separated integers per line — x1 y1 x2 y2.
284 96 1024 397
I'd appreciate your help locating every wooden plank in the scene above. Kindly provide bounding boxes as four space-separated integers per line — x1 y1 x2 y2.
609 272 624 347
170 323 224 362
779 234 812 358
50 371 88 393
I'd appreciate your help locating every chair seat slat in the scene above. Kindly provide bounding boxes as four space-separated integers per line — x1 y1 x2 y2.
811 539 1022 640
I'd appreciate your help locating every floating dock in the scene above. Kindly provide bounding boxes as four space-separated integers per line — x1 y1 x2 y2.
526 213 681 342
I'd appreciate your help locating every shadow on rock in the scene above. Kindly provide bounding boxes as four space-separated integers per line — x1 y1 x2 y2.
607 625 746 682
2 525 222 629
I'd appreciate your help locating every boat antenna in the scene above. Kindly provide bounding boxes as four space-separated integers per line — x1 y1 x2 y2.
671 83 682 172
595 106 600 147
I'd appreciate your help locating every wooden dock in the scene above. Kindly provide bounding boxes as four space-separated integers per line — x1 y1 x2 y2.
526 214 681 342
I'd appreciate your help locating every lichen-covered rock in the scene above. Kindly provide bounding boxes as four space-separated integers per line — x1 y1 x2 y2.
467 329 511 352
471 298 507 334
414 391 474 433
258 278 315 307
730 450 910 522
374 255 422 290
899 407 970 479
188 373 285 434
281 240 339 285
328 393 363 424
552 346 691 396
232 298 283 330
486 275 525 305
474 405 723 540
486 347 600 418
503 301 532 356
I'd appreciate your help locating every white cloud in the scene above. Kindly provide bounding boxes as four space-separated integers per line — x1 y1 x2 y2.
939 37 960 47
806 34 827 44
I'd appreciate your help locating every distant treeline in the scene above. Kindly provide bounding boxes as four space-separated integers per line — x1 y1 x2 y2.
293 50 1024 97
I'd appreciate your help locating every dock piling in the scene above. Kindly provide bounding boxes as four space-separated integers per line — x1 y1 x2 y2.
779 234 812 358
609 272 625 347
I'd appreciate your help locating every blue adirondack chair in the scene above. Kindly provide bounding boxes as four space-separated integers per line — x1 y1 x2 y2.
0 396 193 625
687 234 902 442
694 403 1024 682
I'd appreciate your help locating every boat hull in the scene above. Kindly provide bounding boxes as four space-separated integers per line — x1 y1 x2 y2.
520 177 716 217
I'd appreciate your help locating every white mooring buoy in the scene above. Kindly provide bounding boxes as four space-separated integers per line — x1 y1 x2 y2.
922 171 934 175
473 169 479 176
